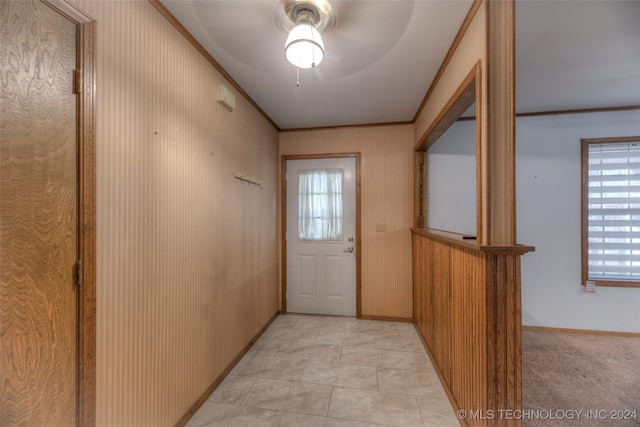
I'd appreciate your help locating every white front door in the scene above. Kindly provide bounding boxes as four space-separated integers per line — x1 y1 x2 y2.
286 158 356 316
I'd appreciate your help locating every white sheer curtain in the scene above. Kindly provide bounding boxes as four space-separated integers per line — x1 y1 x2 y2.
298 170 343 240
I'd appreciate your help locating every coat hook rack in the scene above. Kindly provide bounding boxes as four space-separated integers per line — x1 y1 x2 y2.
234 172 263 186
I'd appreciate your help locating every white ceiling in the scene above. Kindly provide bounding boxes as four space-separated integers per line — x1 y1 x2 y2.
160 0 640 130
516 0 640 114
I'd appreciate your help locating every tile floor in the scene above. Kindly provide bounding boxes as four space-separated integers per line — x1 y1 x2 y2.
186 314 459 427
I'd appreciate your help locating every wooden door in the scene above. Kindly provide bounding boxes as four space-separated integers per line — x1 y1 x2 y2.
286 158 357 316
1 0 79 424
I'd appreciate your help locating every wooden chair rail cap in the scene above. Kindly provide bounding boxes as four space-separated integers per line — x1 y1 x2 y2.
411 228 535 255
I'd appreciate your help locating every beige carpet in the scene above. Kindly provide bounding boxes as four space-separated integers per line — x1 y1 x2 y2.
523 329 640 426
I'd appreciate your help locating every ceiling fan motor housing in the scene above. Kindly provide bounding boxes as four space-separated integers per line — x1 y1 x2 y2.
284 0 335 35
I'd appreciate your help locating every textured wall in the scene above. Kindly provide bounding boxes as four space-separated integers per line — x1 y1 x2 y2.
68 1 279 425
280 125 414 319
414 1 486 143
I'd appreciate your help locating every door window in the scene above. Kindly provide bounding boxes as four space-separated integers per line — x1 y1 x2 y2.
298 170 343 241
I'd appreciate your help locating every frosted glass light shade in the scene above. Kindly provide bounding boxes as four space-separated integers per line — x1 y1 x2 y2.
285 23 324 68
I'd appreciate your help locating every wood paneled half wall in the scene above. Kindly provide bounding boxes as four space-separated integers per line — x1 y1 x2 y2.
412 2 534 425
413 229 533 427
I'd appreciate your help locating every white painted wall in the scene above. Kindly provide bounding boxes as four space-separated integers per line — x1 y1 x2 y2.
427 120 476 236
517 110 640 333
427 110 640 333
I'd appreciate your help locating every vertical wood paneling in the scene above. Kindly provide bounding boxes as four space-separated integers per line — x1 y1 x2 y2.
485 0 516 245
486 254 524 427
66 1 279 426
449 245 487 418
280 126 414 319
413 230 530 427
413 234 487 415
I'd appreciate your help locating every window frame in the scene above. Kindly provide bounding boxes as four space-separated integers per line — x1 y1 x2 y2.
297 168 344 242
581 136 640 288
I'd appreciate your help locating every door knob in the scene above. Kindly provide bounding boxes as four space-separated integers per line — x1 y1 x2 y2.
343 247 354 253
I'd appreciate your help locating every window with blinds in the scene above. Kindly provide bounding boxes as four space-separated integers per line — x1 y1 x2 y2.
582 137 640 287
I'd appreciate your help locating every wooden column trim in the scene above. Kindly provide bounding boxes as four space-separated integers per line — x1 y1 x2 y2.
414 151 427 228
42 1 97 424
485 254 522 427
411 228 534 255
483 0 516 246
76 19 97 427
475 62 484 245
41 0 97 423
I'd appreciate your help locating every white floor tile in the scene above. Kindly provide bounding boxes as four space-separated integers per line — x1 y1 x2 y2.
301 360 378 390
186 315 456 427
242 378 332 416
185 402 282 427
328 386 423 427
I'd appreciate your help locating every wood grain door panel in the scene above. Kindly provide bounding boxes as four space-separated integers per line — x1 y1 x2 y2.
1 0 78 424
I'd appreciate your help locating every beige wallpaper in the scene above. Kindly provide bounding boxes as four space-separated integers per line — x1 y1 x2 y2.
414 1 486 143
280 125 415 319
52 0 486 423
68 1 279 425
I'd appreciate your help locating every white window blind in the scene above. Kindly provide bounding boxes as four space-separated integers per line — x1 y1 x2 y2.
586 142 640 282
298 170 343 241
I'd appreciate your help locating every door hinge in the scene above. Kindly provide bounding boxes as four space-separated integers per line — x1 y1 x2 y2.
73 69 82 94
75 260 83 286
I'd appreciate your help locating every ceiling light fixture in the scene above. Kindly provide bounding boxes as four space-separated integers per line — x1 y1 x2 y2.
285 13 324 68
284 1 334 70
